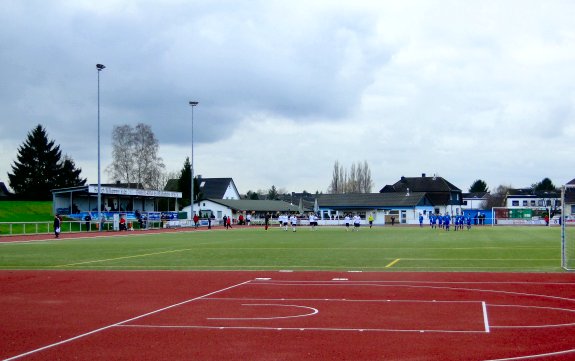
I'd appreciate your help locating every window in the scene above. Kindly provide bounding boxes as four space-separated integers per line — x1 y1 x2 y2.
530 200 536 207
512 200 519 206
522 200 528 206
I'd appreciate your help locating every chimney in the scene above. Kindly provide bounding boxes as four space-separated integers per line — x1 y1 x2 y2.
422 173 426 178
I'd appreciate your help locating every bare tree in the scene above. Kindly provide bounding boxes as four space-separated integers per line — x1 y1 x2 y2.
359 160 373 193
484 184 511 209
328 160 373 194
329 161 343 193
106 123 165 189
108 124 134 185
348 163 358 193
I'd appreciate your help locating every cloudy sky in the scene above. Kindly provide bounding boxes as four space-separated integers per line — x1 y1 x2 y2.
1 0 574 195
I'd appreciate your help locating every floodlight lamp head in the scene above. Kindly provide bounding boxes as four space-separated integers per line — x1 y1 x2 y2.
96 64 106 70
189 101 199 106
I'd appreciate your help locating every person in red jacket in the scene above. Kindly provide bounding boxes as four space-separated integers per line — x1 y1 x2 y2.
193 214 199 229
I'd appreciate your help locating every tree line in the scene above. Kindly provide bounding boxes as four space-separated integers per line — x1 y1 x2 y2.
5 124 562 205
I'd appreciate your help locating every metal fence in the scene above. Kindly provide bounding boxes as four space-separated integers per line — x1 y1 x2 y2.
0 220 164 236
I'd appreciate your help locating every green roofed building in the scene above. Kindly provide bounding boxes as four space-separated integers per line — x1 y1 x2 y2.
195 199 304 222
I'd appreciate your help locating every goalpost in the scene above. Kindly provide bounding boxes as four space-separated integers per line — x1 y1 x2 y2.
561 184 575 271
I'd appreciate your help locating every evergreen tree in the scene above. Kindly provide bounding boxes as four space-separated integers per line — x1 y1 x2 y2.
469 179 489 193
8 125 85 200
532 177 557 192
267 185 279 200
246 190 259 200
177 157 200 207
57 155 87 189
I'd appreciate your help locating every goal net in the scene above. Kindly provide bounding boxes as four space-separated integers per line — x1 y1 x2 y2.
562 184 575 271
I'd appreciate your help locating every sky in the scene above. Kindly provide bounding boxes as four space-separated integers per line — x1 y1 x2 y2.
1 0 574 195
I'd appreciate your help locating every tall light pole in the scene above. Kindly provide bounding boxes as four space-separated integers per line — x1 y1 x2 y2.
97 64 106 231
189 101 199 220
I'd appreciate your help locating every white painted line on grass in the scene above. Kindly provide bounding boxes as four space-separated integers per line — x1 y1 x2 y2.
3 280 252 361
385 259 401 268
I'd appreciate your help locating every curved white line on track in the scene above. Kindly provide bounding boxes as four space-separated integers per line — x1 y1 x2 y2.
207 304 318 320
484 348 575 361
254 281 575 303
488 303 575 328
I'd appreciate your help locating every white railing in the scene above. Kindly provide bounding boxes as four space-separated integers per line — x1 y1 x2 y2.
0 219 164 236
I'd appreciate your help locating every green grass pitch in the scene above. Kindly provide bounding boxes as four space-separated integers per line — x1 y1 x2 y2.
0 225 563 272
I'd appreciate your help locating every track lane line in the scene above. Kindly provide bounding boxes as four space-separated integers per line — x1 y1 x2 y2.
3 280 252 361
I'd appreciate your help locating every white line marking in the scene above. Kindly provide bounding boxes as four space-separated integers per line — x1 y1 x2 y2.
251 281 575 303
482 301 490 333
484 348 575 361
2 280 252 361
207 304 318 320
118 324 489 334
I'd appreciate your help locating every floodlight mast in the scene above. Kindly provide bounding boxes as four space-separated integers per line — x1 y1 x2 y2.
189 101 199 220
97 64 106 231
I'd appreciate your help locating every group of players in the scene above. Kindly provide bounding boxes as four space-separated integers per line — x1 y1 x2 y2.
275 212 475 231
276 213 364 232
277 213 320 232
425 213 472 231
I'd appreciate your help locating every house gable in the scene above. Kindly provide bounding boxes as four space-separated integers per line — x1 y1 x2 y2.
379 174 462 207
198 177 240 200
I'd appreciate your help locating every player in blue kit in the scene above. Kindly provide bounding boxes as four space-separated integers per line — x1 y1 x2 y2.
444 213 450 231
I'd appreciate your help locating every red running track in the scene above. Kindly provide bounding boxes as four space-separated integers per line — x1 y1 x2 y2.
1 270 575 360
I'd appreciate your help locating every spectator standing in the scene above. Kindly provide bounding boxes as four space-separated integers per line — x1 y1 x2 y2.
264 213 270 230
54 214 61 238
84 213 92 231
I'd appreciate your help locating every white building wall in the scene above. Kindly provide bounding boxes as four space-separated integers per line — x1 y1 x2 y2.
222 183 240 199
182 200 234 221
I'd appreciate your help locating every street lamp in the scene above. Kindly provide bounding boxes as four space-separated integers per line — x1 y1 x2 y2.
97 64 106 231
189 101 199 220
